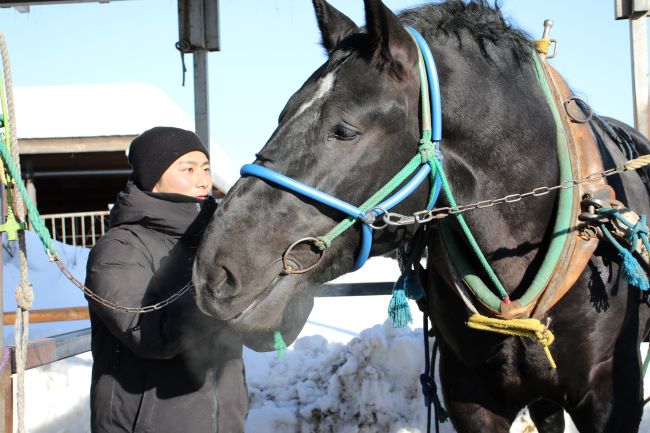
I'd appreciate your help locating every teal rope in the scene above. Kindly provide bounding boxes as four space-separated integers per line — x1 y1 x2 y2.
600 222 649 291
0 49 55 255
315 37 437 251
315 150 429 250
430 157 509 301
644 343 650 377
600 209 650 252
0 138 55 255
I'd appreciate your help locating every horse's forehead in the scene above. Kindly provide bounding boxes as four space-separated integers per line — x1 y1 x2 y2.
294 72 336 119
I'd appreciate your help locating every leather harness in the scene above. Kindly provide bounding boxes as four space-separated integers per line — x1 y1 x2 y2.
434 62 615 321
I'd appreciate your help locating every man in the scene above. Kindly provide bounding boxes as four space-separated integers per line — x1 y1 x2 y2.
85 126 247 433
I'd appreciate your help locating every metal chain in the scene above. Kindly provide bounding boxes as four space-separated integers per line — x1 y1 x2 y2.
376 161 632 228
33 155 650 311
50 254 192 313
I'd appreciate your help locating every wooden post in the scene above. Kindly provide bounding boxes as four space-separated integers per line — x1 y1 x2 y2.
1 368 10 433
0 177 5 433
615 0 650 138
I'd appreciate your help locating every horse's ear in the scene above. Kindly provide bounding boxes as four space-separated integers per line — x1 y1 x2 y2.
363 0 417 81
312 0 359 53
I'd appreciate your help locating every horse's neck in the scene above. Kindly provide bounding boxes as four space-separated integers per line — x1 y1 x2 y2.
440 59 560 293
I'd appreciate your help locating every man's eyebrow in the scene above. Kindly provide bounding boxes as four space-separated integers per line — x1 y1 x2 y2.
177 160 210 166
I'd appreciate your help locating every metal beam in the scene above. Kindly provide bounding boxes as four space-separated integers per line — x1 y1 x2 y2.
629 13 649 137
617 0 650 137
32 169 131 178
316 282 393 297
615 0 650 19
193 50 210 146
178 0 219 147
0 0 118 5
8 328 91 373
0 2 126 15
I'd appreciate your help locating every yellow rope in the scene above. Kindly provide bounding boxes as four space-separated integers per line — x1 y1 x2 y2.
534 39 552 55
625 154 650 171
466 314 557 369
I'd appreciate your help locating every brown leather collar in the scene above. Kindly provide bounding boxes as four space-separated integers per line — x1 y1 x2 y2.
427 61 614 321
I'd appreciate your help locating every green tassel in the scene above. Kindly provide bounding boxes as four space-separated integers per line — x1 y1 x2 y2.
438 405 448 423
274 330 287 359
388 288 412 328
620 248 650 291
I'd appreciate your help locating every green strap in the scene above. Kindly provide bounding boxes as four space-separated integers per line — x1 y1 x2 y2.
315 37 435 251
316 152 427 249
440 220 503 310
431 158 509 301
0 68 55 255
439 52 574 311
520 53 573 306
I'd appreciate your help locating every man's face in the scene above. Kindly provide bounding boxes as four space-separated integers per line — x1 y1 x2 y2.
152 150 212 199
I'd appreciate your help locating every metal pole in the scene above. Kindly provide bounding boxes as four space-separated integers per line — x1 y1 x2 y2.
629 8 649 137
193 49 210 146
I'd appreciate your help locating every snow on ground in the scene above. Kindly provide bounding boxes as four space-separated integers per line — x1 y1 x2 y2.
3 238 650 433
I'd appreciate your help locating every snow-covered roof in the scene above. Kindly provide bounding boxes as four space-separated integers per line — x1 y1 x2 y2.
14 83 237 193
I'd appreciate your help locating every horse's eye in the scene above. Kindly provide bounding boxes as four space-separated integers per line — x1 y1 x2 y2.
332 125 358 141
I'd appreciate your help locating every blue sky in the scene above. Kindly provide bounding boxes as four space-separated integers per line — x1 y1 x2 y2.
0 0 644 169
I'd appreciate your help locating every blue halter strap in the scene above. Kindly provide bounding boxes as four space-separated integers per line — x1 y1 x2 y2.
240 26 442 272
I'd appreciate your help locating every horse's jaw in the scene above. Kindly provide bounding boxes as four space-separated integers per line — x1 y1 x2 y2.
195 274 315 352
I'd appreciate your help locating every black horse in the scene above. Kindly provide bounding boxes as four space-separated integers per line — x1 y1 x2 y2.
193 1 650 432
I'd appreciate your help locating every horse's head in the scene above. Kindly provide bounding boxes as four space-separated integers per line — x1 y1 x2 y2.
193 0 435 350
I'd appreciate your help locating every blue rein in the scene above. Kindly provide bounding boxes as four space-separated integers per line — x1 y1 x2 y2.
240 27 442 272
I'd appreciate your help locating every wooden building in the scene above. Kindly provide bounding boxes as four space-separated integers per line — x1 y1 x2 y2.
15 83 235 215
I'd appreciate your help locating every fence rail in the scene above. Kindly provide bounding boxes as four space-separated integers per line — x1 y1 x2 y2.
0 281 394 432
39 210 110 248
4 282 394 371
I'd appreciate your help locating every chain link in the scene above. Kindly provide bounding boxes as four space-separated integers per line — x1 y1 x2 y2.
50 254 192 313
379 163 628 227
41 162 636 310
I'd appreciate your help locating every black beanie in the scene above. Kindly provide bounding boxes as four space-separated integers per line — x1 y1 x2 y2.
128 126 209 191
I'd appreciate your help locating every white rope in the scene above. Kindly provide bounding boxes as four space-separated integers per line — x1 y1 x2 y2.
1 30 31 433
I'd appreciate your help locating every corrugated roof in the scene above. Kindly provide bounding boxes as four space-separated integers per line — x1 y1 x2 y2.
13 83 237 193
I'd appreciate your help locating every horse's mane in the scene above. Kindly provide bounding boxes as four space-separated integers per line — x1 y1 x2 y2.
326 0 533 74
399 0 533 63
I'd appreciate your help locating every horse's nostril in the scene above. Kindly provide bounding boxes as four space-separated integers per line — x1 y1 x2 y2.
205 265 237 298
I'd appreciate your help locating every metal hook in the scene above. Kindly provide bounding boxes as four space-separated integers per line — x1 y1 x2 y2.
367 207 390 230
282 237 325 274
564 96 593 123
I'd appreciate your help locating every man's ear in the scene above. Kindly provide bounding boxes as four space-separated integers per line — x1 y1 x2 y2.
364 0 418 80
313 0 359 53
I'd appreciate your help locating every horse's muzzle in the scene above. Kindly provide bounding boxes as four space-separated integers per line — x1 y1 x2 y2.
193 264 259 320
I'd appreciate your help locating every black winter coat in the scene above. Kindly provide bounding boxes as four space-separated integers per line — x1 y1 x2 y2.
86 182 247 433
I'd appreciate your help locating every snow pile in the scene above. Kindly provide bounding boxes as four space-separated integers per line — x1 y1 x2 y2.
3 242 649 433
18 353 93 433
17 326 650 433
245 322 431 433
